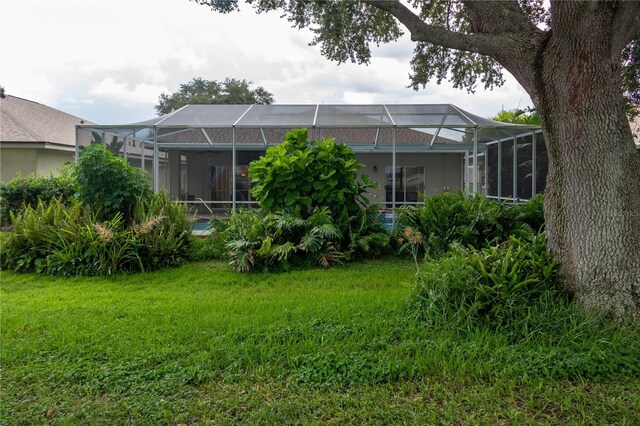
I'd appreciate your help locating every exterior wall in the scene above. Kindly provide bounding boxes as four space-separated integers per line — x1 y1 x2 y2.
0 147 72 182
357 152 463 205
175 150 463 209
1 148 37 181
36 149 74 176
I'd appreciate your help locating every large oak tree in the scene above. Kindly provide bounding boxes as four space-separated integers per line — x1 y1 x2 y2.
197 0 640 318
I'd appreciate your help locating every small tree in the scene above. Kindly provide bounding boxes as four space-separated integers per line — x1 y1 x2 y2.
75 144 150 222
249 128 376 219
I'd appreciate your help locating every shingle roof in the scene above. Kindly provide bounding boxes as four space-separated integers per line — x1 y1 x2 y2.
0 95 91 147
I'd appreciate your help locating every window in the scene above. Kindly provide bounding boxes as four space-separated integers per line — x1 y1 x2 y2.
385 166 425 206
210 165 231 202
210 151 264 204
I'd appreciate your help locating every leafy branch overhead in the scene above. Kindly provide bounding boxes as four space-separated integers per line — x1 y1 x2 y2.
195 0 638 110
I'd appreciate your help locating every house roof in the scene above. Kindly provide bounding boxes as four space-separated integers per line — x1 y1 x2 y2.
80 103 541 150
87 103 539 130
0 95 91 147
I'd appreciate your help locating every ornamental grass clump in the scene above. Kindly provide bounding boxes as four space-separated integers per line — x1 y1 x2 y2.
0 191 190 276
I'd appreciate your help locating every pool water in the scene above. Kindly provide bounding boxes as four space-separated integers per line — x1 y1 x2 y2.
379 212 395 230
191 221 211 231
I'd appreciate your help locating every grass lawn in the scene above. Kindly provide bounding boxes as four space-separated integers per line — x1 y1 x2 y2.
1 259 639 424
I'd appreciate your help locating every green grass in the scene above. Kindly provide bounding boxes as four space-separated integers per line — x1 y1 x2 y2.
1 259 639 424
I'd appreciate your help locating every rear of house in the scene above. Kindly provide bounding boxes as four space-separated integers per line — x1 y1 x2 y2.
0 95 87 181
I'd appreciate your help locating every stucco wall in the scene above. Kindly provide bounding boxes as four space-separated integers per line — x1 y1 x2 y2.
36 149 74 176
358 152 463 204
1 148 37 181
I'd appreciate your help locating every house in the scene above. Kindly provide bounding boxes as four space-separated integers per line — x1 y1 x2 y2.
78 104 543 213
0 94 88 181
0 94 168 185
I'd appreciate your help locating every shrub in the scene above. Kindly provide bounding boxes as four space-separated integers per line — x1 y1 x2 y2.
395 192 546 257
0 198 140 275
224 208 343 272
248 128 376 219
130 191 192 270
75 143 149 222
0 191 191 275
408 231 558 329
395 192 504 257
343 207 392 260
0 166 76 225
187 234 226 261
500 193 545 233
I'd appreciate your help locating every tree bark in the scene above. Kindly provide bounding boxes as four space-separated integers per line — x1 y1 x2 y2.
524 8 640 318
369 0 640 317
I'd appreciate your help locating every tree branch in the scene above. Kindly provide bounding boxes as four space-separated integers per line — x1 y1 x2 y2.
461 0 539 35
610 1 640 58
362 0 507 57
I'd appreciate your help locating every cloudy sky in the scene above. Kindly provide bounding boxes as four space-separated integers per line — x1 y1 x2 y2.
1 0 533 124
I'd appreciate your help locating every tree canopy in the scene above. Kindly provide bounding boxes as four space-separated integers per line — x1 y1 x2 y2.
155 77 274 115
196 1 637 114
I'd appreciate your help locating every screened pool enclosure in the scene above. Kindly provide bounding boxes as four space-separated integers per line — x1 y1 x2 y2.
76 104 545 214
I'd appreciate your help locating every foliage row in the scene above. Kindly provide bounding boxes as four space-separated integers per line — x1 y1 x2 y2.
0 166 76 225
1 144 190 275
0 192 190 276
395 191 545 258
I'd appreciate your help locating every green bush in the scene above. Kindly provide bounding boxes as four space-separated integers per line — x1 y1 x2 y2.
249 128 376 219
0 198 139 275
500 193 545 233
396 192 545 257
395 192 504 257
344 207 392 260
224 208 343 272
408 231 558 329
0 166 76 225
0 192 191 275
75 143 149 222
130 191 192 270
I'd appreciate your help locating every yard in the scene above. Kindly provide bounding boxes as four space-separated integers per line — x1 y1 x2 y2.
1 259 638 424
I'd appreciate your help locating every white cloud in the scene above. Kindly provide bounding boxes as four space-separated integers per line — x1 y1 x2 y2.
90 78 167 105
0 0 532 123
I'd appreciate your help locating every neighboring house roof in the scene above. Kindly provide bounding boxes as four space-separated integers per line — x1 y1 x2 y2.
0 95 91 148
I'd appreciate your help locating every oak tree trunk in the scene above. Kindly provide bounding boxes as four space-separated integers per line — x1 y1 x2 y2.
528 11 640 317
